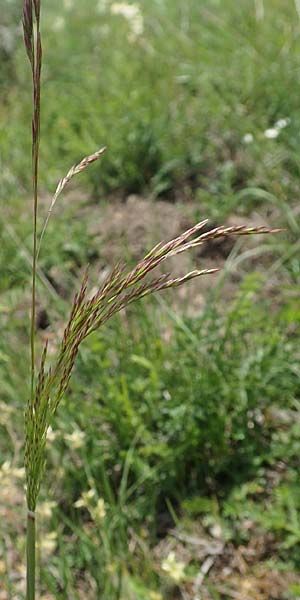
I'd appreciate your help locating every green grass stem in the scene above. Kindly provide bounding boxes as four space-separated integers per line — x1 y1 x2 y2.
26 513 36 600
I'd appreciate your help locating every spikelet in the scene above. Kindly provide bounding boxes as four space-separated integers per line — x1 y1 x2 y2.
22 0 33 63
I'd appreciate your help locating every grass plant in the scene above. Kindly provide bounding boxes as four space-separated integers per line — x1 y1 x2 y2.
17 0 282 597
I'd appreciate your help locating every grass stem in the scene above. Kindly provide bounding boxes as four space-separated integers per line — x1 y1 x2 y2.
26 513 36 600
30 139 38 403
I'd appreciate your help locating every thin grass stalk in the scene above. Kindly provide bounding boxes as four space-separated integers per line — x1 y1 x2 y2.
22 0 41 597
26 513 36 600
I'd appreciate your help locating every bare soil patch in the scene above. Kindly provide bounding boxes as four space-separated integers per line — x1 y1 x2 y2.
81 194 280 317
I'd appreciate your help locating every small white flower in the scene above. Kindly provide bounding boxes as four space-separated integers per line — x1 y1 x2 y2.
264 128 279 139
74 490 106 521
0 461 25 481
243 133 254 144
65 428 85 449
74 488 96 508
210 522 223 539
39 531 57 555
161 551 185 583
275 117 290 130
13 466 25 479
39 501 57 519
92 498 106 520
46 426 58 443
1 461 12 473
74 497 85 508
111 2 144 40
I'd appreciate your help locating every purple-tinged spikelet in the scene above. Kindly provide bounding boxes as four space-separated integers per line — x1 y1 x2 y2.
33 0 40 22
22 0 33 64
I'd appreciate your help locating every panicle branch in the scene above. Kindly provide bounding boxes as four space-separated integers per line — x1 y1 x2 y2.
37 147 107 257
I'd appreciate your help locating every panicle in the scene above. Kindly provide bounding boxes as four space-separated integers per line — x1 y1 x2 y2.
28 211 280 511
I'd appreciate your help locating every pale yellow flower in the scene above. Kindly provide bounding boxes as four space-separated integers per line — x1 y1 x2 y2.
0 461 25 484
161 551 185 583
91 498 106 520
74 490 106 522
65 428 85 449
74 488 96 508
39 532 57 555
111 2 144 40
46 426 58 443
39 501 57 519
1 460 11 472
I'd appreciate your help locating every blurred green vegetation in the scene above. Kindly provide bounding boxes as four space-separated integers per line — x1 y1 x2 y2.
1 0 300 598
2 0 300 204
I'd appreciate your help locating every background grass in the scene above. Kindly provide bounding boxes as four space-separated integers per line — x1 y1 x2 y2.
1 0 300 598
